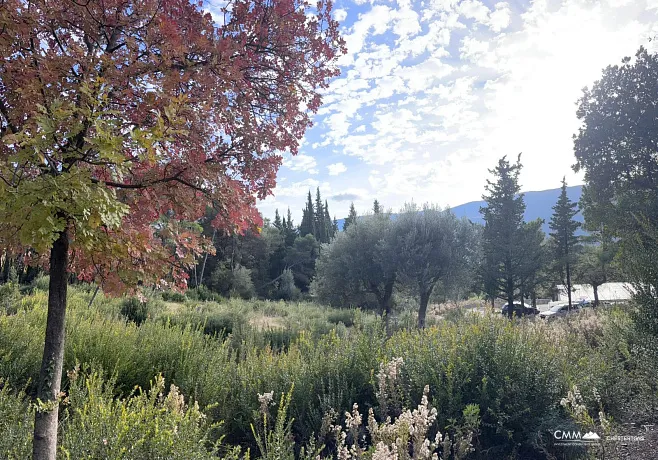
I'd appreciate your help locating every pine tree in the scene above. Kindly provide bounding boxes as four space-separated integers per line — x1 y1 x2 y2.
480 155 527 317
373 199 381 214
273 209 283 230
299 191 315 236
343 202 357 231
549 177 581 310
332 216 339 235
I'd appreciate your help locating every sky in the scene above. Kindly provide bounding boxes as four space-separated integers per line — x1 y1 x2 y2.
208 0 658 223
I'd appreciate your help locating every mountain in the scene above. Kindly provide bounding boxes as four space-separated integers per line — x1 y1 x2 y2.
336 185 584 235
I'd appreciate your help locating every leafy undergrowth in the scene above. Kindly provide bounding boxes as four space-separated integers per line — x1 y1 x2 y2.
0 285 656 459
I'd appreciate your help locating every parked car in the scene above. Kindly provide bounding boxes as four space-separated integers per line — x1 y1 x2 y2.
501 302 539 317
539 303 580 320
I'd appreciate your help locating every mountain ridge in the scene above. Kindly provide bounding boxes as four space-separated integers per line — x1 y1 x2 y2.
336 185 584 235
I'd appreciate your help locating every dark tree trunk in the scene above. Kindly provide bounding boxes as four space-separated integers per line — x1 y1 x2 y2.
33 228 69 460
507 276 515 319
566 260 573 311
418 289 431 328
198 228 217 286
593 284 600 307
382 278 395 334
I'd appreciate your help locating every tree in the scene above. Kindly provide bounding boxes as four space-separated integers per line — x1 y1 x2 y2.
373 199 382 214
479 156 526 318
274 210 283 231
285 234 320 292
517 219 547 305
395 203 479 328
283 208 298 247
0 1 343 457
300 191 316 237
343 202 358 231
313 187 326 243
313 212 398 324
574 244 617 307
549 178 581 310
573 47 658 331
323 200 335 242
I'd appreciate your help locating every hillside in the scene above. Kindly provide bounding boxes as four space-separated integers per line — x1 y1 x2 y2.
337 185 584 235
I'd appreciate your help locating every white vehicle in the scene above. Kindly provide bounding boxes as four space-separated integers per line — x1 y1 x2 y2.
539 303 580 320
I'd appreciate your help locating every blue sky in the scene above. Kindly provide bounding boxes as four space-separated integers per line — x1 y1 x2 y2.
207 0 658 223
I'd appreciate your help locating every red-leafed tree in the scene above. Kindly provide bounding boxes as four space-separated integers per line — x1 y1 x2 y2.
0 0 344 457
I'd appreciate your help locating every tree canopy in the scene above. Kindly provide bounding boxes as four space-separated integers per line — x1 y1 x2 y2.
0 1 344 456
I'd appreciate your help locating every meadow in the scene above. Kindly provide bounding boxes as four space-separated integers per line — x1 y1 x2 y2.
1 276 656 459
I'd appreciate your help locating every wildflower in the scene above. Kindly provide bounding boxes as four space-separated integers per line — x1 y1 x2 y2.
257 391 274 413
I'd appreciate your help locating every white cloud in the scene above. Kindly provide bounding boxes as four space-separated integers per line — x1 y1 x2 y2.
258 0 658 220
284 154 318 174
334 8 348 21
327 162 348 176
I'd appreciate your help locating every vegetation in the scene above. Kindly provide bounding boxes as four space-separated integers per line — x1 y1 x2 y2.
1 0 658 456
0 286 656 459
549 178 581 310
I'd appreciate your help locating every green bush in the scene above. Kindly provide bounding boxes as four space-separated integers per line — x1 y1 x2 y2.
210 264 255 299
276 269 300 301
31 274 50 292
120 296 150 325
162 290 187 302
0 380 33 459
0 282 21 315
59 368 223 460
385 312 570 458
326 309 356 327
186 285 223 302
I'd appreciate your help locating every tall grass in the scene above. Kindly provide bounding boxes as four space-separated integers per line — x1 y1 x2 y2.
0 286 652 458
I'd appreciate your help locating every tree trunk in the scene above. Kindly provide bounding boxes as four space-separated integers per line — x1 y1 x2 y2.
198 228 217 286
507 275 515 318
418 289 430 328
382 278 395 335
566 260 573 311
593 284 600 307
33 228 69 460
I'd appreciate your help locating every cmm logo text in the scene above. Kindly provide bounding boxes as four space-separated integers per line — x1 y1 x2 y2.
554 431 600 443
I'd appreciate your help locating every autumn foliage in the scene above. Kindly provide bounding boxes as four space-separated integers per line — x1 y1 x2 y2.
0 0 344 292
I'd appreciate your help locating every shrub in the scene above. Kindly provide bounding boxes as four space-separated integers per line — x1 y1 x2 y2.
162 290 187 302
59 368 224 460
326 309 356 327
0 282 21 315
276 269 300 301
31 274 50 292
211 264 256 299
120 296 150 325
385 312 570 458
0 380 33 459
187 285 223 302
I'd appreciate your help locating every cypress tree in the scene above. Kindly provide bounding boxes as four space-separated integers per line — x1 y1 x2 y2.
284 208 297 246
314 187 326 242
343 202 357 231
300 191 315 236
324 200 334 241
549 177 581 310
480 155 527 317
273 209 283 230
373 199 381 214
